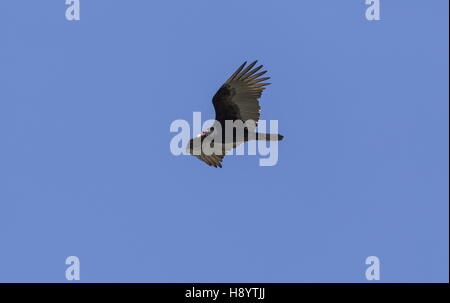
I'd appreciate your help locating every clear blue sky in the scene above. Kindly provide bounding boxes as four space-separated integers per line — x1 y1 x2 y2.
0 0 448 282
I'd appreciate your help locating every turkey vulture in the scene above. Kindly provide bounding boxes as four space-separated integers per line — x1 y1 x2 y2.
186 61 284 167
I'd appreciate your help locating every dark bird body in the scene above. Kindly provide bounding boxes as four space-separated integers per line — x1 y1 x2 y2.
187 61 284 167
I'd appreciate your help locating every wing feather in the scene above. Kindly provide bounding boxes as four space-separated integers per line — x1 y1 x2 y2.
212 61 270 126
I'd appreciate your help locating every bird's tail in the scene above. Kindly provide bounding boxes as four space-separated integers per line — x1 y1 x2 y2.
257 133 284 141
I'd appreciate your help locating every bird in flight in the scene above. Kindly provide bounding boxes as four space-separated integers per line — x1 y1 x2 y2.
187 61 284 167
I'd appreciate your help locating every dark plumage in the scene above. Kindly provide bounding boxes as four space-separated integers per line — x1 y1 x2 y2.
187 61 284 167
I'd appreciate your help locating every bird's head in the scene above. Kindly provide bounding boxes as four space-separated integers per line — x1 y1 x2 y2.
185 130 210 155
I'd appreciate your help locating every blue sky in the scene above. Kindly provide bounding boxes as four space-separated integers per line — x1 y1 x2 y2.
0 0 448 282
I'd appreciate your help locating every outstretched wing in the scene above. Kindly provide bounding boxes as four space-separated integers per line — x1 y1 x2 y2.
193 141 246 168
194 153 224 168
212 61 270 127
